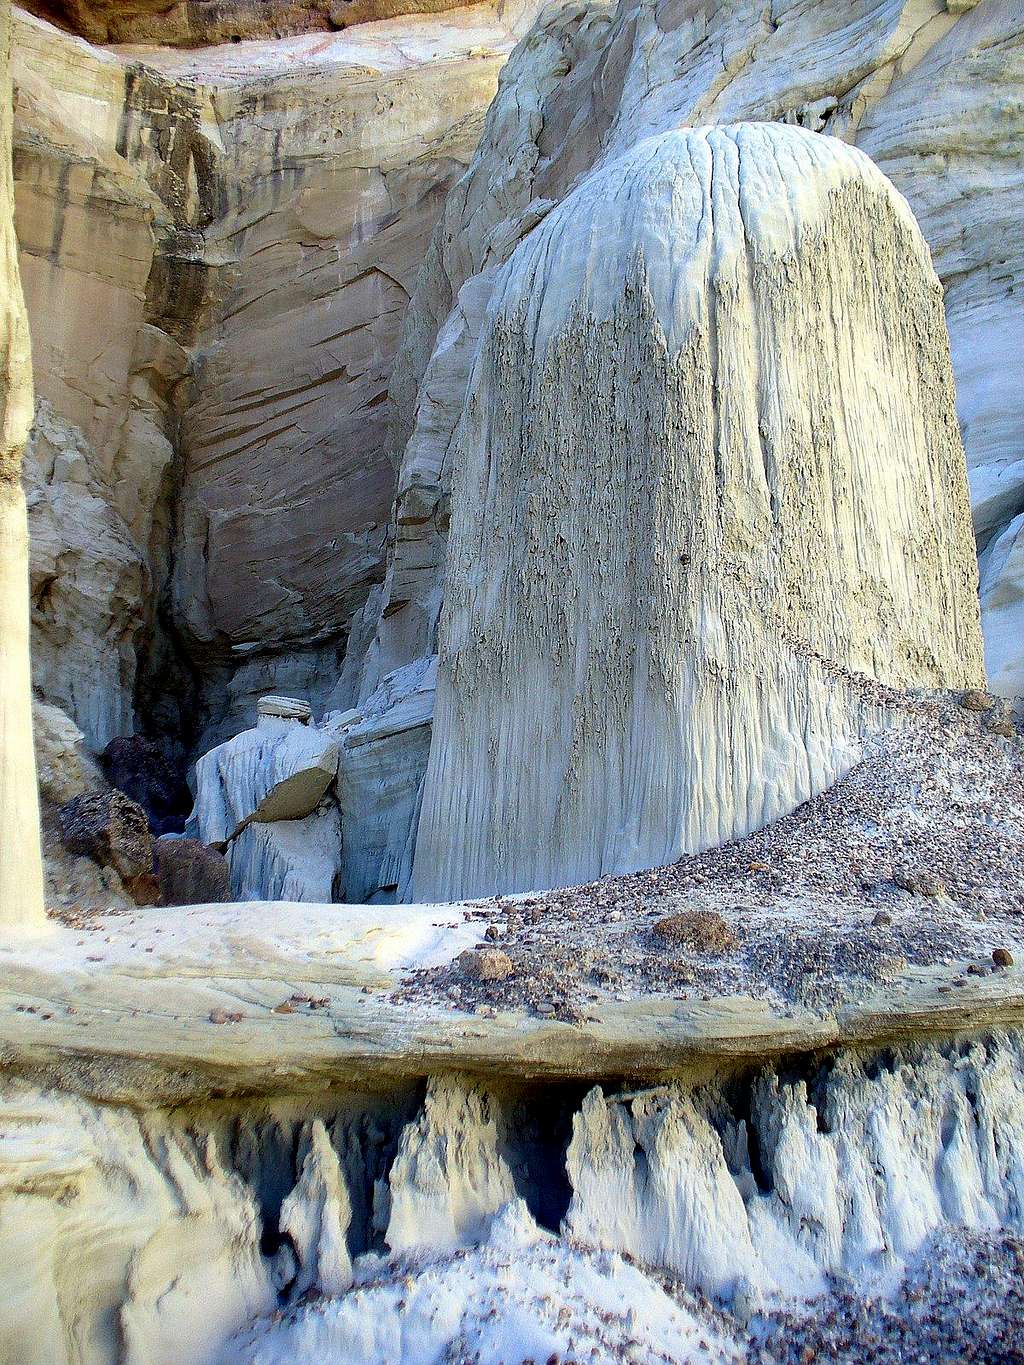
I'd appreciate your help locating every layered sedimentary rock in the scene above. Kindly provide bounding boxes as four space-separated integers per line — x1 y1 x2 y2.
0 0 45 928
411 123 983 901
24 0 485 46
4 1037 1024 1362
11 1 537 757
12 15 178 750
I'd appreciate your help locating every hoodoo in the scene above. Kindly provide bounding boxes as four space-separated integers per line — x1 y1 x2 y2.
411 123 984 902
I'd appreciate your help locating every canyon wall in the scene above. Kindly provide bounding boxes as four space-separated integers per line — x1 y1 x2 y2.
11 1 535 760
361 0 1023 706
354 0 1020 901
9 0 1022 905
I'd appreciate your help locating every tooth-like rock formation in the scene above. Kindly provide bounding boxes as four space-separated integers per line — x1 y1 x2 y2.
385 1076 517 1253
0 0 44 928
411 122 983 902
4 1038 1024 1362
564 1035 1024 1306
278 1119 354 1298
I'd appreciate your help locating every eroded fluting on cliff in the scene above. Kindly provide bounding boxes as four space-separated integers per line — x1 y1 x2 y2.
410 124 983 902
359 0 1022 716
4 1036 1024 1362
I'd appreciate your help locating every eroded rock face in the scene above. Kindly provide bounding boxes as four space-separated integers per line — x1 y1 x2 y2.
564 1035 1024 1305
3 1041 1024 1362
0 0 45 928
32 698 101 806
361 0 1023 713
12 2 535 756
411 124 983 902
187 702 343 899
25 0 475 46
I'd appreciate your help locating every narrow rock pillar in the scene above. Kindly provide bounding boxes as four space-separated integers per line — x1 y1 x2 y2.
0 0 45 929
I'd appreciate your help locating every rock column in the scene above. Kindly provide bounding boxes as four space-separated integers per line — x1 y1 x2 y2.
411 124 985 902
0 0 45 928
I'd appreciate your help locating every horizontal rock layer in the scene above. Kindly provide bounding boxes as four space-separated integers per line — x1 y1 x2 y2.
3 1033 1024 1361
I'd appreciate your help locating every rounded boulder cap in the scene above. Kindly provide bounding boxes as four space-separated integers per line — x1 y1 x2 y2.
257 696 312 722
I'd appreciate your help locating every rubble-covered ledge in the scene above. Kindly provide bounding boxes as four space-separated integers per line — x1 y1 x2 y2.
0 901 1022 1105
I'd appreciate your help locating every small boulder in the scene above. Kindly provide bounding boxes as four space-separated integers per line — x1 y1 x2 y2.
893 868 944 898
58 789 152 885
101 735 191 835
258 695 312 723
652 910 739 955
961 689 995 712
993 947 1014 969
988 716 1016 738
458 948 514 982
154 838 231 906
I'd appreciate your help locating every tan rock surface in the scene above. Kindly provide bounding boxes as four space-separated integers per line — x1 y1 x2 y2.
2 899 1024 1105
11 2 537 756
0 0 45 928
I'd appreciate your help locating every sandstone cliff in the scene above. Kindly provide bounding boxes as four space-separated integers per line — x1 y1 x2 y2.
0 0 44 927
364 0 1023 702
11 1 537 759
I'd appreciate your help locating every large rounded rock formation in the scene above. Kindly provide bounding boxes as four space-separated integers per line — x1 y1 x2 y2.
411 122 985 903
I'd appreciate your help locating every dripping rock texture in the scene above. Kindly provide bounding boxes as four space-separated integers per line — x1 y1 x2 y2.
412 123 983 902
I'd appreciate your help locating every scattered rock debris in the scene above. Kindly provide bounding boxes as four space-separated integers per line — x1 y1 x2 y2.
396 692 1024 1021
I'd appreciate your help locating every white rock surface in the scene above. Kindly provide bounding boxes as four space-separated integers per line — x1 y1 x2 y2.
227 804 344 903
332 656 436 903
189 718 338 842
0 1082 275 1365
979 512 1024 699
385 1075 518 1253
564 1034 1024 1303
360 0 1024 780
412 122 983 901
187 710 342 901
278 1118 354 1299
225 1199 743 1365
